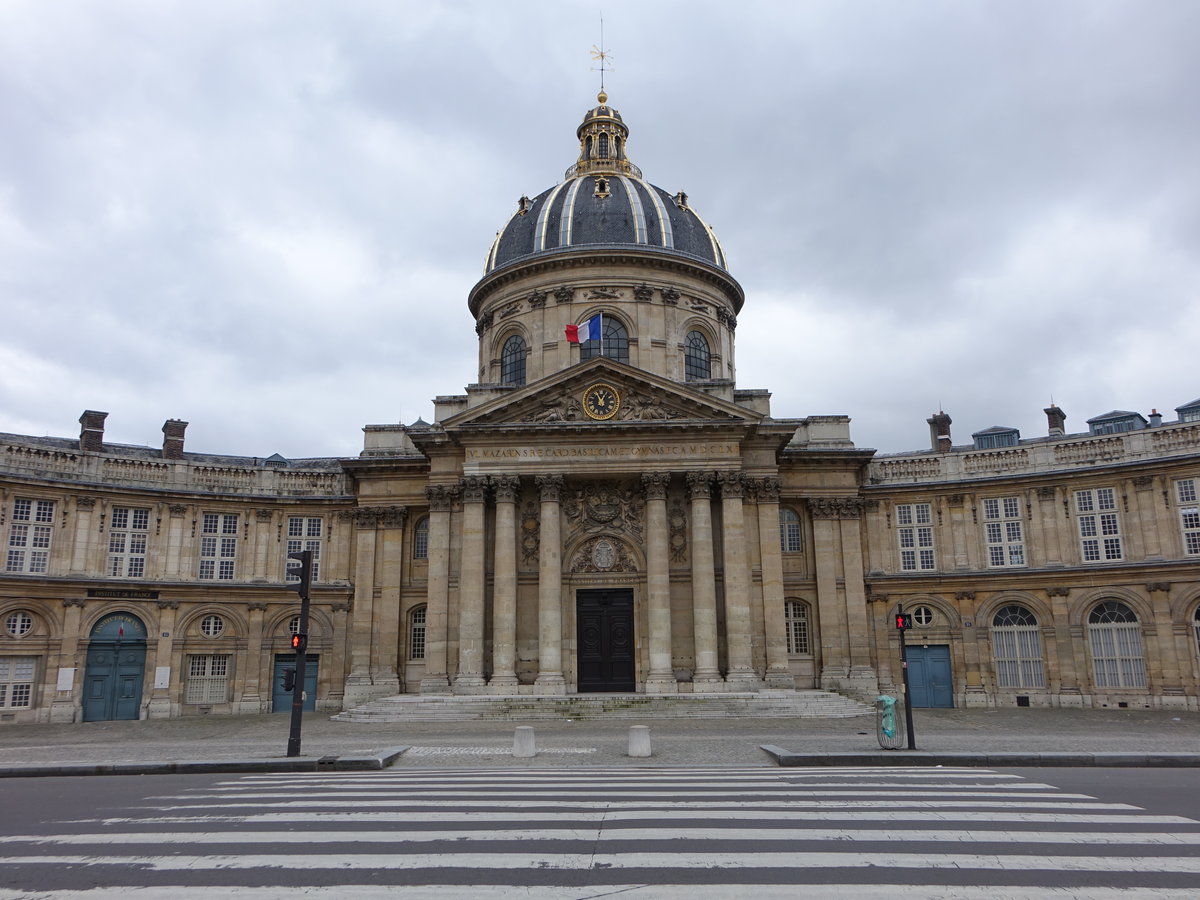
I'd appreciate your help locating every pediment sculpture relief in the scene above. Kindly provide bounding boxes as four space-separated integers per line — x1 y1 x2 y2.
618 391 686 421
564 481 644 544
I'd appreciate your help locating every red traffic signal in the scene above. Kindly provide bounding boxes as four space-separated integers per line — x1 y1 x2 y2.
895 613 913 631
291 633 307 652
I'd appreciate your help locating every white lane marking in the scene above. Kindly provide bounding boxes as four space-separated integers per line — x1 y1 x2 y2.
404 746 598 755
84 809 1199 824
1 888 1196 900
7 852 1200 872
7 828 1200 846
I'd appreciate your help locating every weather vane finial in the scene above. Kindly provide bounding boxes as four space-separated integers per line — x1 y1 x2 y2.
590 15 611 102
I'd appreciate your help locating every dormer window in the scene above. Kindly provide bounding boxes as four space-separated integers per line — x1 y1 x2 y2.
972 427 1020 450
1087 411 1147 436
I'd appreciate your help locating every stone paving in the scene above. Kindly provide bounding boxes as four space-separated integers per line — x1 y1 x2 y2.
0 707 1197 769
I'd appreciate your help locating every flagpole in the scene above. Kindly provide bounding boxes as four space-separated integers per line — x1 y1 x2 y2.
598 312 603 357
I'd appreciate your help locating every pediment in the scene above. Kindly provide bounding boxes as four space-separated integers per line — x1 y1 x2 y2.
443 359 757 430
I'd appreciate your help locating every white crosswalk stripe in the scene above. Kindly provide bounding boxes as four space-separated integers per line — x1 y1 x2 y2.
2 766 1199 896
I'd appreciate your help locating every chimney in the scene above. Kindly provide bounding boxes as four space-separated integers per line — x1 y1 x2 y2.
927 411 952 453
162 419 188 460
79 410 108 452
1044 404 1066 436
1148 409 1163 427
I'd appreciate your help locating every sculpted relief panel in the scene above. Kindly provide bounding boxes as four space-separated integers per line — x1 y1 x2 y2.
563 481 645 545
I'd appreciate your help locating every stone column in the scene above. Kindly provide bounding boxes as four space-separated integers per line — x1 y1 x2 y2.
50 598 87 723
420 485 457 693
642 472 677 693
165 504 188 579
69 496 96 574
534 475 566 693
146 600 177 719
374 506 406 695
1037 487 1064 567
325 601 352 710
687 472 723 689
237 601 268 714
454 475 489 693
810 499 850 689
490 475 520 690
1148 583 1182 696
1134 477 1162 559
252 508 274 581
345 507 380 705
718 472 758 690
754 477 795 689
1047 587 1081 704
837 500 878 696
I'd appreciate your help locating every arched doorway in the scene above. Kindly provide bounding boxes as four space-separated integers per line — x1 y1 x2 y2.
83 612 147 721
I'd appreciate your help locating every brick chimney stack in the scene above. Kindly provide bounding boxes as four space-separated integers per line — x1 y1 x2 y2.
79 410 108 452
927 411 952 453
1044 404 1066 436
162 419 188 460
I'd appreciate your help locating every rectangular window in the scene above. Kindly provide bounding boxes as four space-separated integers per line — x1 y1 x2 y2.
896 504 935 571
6 499 55 574
108 507 150 578
1076 489 1122 562
1175 480 1200 556
184 654 229 704
983 496 1025 568
286 517 323 583
0 656 36 708
199 513 238 580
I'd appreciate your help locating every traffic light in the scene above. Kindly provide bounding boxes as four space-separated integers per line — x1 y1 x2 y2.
895 612 913 631
282 667 297 692
286 549 313 597
291 632 307 653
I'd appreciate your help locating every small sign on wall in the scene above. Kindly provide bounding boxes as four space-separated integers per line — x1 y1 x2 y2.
56 668 75 691
154 666 171 689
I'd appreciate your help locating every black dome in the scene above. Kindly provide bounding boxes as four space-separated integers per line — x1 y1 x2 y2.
484 175 728 274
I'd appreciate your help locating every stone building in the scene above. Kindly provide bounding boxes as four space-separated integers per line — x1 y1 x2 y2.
2 94 1199 724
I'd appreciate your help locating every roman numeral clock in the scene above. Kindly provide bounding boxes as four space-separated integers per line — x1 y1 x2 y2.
583 383 621 420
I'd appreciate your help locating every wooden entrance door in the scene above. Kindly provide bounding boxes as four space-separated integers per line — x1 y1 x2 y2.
576 589 635 692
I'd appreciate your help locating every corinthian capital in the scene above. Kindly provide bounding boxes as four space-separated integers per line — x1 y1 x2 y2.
641 472 670 500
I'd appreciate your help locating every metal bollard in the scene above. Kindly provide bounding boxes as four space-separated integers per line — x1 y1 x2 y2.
513 725 536 758
628 724 652 758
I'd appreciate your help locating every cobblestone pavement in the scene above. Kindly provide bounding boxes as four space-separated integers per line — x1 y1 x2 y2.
0 707 1197 768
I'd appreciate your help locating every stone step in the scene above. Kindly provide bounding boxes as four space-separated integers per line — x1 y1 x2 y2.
332 690 873 723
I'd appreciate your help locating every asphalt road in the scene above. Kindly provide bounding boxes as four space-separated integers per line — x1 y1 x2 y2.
1 767 1199 897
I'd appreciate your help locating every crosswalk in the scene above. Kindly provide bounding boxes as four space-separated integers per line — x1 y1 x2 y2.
2 766 1200 897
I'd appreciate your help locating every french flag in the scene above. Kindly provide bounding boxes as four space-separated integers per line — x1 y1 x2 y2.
565 313 602 344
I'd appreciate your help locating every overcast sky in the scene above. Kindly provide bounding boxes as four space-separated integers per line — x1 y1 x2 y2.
2 1 1197 460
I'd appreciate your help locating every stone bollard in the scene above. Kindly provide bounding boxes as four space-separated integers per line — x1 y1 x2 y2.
513 725 536 758
628 725 652 758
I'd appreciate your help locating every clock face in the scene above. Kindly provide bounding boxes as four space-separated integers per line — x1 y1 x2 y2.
583 383 621 420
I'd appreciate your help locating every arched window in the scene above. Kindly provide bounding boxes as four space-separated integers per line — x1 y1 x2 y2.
1087 601 1147 688
779 507 802 553
991 605 1044 688
684 330 711 381
598 132 609 158
413 517 429 560
409 605 427 661
785 600 810 655
501 334 526 386
579 316 629 364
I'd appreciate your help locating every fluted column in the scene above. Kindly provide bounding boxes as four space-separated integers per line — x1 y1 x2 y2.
642 472 677 693
837 499 878 697
454 476 489 693
687 472 723 688
534 475 566 693
810 499 850 689
719 471 758 690
754 477 795 689
420 484 457 693
346 507 380 699
489 475 520 690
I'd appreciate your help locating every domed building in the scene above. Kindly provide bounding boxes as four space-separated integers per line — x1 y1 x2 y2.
1 94 1199 724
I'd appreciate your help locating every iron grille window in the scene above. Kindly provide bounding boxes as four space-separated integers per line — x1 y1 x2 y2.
991 605 1045 688
1087 601 1147 688
185 654 229 704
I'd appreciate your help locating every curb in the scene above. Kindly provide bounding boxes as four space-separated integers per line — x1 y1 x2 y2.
0 746 410 779
760 745 1200 768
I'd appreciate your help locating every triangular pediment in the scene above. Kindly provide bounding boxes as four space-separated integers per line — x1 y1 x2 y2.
443 359 758 431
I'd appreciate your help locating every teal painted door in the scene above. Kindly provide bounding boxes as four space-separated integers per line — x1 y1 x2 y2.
272 654 318 712
83 614 147 722
906 644 954 708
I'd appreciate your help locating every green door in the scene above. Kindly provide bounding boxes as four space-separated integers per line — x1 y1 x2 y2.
82 613 147 721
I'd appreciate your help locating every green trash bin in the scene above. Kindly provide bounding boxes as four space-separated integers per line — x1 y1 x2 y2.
876 695 905 750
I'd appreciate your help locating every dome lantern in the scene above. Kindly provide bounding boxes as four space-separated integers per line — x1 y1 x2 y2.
566 91 641 180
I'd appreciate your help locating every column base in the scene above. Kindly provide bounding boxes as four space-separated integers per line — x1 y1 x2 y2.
48 701 78 724
487 675 520 692
692 672 726 692
419 675 452 695
643 674 679 695
452 675 488 695
533 674 566 695
723 669 762 692
145 696 173 719
764 669 796 690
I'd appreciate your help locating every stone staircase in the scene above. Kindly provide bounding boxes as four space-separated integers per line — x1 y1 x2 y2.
332 690 873 723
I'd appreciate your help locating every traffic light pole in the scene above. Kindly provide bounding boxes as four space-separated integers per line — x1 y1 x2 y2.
896 604 918 750
286 550 313 758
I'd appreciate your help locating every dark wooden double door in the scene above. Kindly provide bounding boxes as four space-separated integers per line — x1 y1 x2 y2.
576 589 635 692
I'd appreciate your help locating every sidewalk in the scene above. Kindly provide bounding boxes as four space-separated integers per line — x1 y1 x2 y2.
1 708 1198 776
